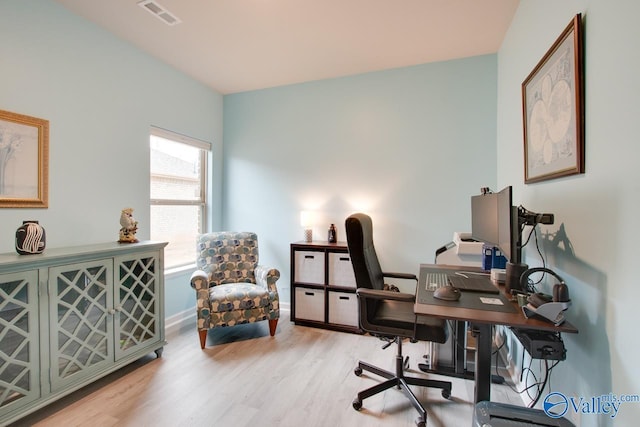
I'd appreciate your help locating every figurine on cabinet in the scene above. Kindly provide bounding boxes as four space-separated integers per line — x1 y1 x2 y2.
118 207 139 243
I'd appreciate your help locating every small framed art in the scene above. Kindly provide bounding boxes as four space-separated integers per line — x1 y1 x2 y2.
0 109 49 208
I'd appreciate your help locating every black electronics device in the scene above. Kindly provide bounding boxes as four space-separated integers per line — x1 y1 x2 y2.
471 187 556 294
471 186 526 293
471 186 516 263
510 328 566 360
520 267 570 303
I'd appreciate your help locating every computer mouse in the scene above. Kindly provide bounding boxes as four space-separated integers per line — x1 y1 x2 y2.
433 285 461 301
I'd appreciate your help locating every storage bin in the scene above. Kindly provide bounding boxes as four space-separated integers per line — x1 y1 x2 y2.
294 251 324 284
328 291 358 327
294 287 325 322
328 252 356 288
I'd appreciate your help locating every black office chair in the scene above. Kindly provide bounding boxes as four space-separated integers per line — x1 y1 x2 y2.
345 213 452 427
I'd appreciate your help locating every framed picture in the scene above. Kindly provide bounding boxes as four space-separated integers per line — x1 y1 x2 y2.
0 109 49 208
522 14 584 184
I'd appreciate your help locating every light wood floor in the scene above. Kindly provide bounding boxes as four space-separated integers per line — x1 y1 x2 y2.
11 313 522 427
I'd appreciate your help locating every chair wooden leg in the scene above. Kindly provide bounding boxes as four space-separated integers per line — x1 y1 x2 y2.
199 329 207 349
268 319 278 336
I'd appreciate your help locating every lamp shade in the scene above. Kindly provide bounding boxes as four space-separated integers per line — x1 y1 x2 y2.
300 211 314 227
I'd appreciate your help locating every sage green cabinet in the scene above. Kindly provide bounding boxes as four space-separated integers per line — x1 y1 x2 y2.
0 271 40 416
0 241 167 425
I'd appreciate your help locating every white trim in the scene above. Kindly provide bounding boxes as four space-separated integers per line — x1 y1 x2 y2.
165 308 196 340
149 127 210 269
164 263 196 279
150 125 211 151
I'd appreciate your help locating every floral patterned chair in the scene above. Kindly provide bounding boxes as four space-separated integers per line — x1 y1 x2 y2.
190 231 280 348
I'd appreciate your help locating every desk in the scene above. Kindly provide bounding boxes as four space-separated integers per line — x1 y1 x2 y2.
414 264 578 403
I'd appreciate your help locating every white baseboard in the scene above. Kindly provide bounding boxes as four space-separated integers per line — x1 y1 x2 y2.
165 308 196 340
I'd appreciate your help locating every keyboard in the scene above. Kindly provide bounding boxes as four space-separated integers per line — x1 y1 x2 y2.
424 272 450 291
424 272 499 294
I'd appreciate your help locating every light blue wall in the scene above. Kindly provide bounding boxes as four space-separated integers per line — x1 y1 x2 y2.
223 56 498 304
498 0 640 425
5 1 638 423
0 0 224 318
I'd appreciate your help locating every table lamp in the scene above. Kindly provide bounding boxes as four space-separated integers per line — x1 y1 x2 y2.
300 211 314 242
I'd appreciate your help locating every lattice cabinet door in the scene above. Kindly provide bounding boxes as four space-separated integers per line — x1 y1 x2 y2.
0 271 39 416
48 260 114 391
114 251 162 360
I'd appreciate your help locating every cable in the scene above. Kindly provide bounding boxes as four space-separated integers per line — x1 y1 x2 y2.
494 338 506 381
519 205 553 282
526 358 562 408
521 225 536 247
529 359 550 407
532 227 547 269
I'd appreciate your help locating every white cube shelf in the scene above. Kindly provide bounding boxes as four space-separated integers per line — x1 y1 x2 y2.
291 242 362 334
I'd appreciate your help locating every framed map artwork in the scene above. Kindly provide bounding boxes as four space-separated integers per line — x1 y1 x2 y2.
522 14 584 184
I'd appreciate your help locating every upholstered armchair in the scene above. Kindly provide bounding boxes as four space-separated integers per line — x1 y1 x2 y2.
190 231 280 348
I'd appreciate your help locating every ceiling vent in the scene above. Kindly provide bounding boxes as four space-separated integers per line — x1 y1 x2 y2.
137 0 181 26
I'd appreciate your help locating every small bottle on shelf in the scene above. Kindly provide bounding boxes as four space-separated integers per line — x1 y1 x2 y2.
328 224 337 243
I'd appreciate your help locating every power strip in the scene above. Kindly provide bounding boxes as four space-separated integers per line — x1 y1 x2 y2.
510 327 566 360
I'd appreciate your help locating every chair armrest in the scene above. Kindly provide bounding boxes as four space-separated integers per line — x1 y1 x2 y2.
255 265 280 293
382 272 418 282
190 270 210 290
356 288 417 339
356 288 415 303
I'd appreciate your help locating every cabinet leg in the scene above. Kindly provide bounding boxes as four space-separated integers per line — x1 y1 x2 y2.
155 347 164 358
199 329 207 349
269 319 278 336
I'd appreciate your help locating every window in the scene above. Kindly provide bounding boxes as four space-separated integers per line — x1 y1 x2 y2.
149 127 210 269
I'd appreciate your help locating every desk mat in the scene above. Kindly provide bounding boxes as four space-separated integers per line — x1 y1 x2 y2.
416 290 517 313
417 265 517 313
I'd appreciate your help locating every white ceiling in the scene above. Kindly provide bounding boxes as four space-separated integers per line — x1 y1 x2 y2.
54 0 519 94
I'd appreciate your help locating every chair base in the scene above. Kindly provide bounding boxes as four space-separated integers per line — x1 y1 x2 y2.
352 339 451 426
198 318 279 349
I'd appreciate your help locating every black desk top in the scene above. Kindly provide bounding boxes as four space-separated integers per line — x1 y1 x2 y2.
414 264 578 334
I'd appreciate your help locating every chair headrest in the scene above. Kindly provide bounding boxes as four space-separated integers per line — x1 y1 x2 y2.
345 213 372 251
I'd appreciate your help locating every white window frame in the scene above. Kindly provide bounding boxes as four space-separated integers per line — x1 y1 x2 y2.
150 126 211 271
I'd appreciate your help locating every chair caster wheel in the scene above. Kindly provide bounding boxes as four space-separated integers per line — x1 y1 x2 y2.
352 398 362 410
441 388 451 399
354 366 362 376
415 418 426 427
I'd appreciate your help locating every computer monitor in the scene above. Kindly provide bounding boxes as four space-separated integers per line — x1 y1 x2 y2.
471 186 519 263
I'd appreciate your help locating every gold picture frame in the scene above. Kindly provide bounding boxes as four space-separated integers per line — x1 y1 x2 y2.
0 109 49 208
522 14 584 184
